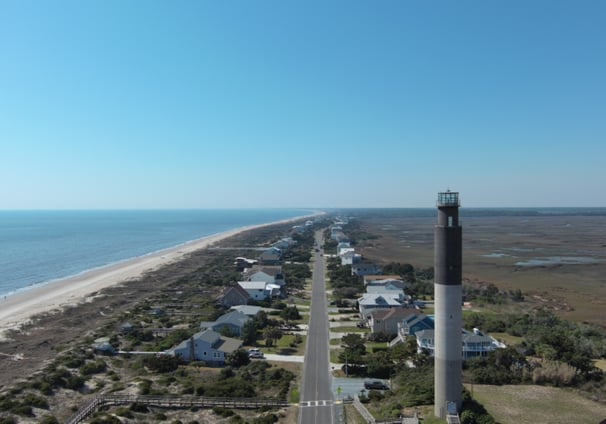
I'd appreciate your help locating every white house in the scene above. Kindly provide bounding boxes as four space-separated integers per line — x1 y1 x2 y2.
337 242 351 255
414 328 505 359
238 281 271 301
365 284 408 297
237 281 281 301
169 329 242 365
243 266 285 286
234 257 258 271
340 250 362 266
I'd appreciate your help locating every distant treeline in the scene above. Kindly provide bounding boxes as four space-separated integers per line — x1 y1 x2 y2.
335 207 606 218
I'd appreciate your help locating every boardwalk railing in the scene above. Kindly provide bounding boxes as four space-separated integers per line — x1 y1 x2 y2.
352 395 376 423
66 394 290 424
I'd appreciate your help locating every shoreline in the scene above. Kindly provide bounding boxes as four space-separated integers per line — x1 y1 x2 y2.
0 212 321 339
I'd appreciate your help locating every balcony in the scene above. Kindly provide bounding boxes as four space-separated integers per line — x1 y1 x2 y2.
437 191 460 207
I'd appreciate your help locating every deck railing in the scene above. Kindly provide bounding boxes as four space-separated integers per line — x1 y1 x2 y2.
66 394 290 424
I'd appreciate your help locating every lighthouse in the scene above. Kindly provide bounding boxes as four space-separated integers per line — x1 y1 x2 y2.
434 190 463 419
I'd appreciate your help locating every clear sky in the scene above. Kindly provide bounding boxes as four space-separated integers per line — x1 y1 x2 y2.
1 1 605 209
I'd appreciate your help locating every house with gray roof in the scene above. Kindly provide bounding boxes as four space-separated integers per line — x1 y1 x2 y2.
230 305 272 317
351 263 382 276
368 308 418 335
365 278 410 291
272 237 296 250
389 313 435 346
199 310 251 336
169 329 242 365
358 293 407 319
259 247 282 265
243 266 285 286
218 285 251 307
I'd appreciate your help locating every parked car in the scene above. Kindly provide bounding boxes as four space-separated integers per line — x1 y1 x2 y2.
364 380 389 390
248 348 264 359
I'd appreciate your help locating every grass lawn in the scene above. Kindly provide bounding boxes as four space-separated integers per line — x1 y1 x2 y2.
330 326 369 334
261 334 307 355
490 332 524 346
330 349 343 364
366 341 389 352
467 384 606 424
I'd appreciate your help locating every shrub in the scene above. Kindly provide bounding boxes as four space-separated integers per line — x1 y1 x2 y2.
142 355 181 373
532 360 578 386
213 407 235 417
130 403 150 413
22 393 49 409
61 355 85 369
115 407 134 418
90 415 121 424
80 360 107 375
9 404 33 416
204 378 256 397
66 375 86 390
39 416 59 424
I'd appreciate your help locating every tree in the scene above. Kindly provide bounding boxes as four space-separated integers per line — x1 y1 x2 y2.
366 351 393 379
241 320 258 346
280 306 301 325
254 310 269 329
340 333 366 367
226 349 251 367
341 333 366 355
263 327 282 347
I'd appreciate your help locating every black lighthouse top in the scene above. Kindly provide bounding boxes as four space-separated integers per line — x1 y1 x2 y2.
437 191 460 207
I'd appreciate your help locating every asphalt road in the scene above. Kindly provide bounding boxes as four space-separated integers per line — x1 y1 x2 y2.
299 231 334 424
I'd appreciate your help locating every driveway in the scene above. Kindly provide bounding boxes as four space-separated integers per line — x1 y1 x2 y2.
264 353 305 363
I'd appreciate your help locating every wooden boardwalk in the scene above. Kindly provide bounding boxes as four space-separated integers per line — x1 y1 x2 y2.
66 394 290 424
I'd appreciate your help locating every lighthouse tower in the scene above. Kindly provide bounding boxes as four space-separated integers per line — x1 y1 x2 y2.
434 191 463 419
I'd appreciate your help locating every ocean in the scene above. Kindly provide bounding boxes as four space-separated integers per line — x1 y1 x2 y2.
0 209 314 297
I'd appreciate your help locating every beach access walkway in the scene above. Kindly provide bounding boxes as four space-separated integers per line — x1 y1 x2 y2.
66 394 290 424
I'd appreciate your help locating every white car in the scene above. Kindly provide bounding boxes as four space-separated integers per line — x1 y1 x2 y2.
248 348 264 359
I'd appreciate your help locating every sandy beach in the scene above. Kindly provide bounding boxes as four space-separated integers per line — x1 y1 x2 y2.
0 214 318 339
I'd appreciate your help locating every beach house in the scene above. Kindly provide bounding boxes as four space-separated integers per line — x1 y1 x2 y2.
351 263 383 276
169 329 242 365
414 328 505 359
358 293 407 319
259 247 282 265
199 310 251 337
367 308 418 335
218 285 251 307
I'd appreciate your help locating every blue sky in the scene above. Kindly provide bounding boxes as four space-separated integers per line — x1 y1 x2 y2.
1 1 605 209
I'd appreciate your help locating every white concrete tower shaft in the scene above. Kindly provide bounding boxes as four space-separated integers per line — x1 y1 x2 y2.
434 191 463 419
